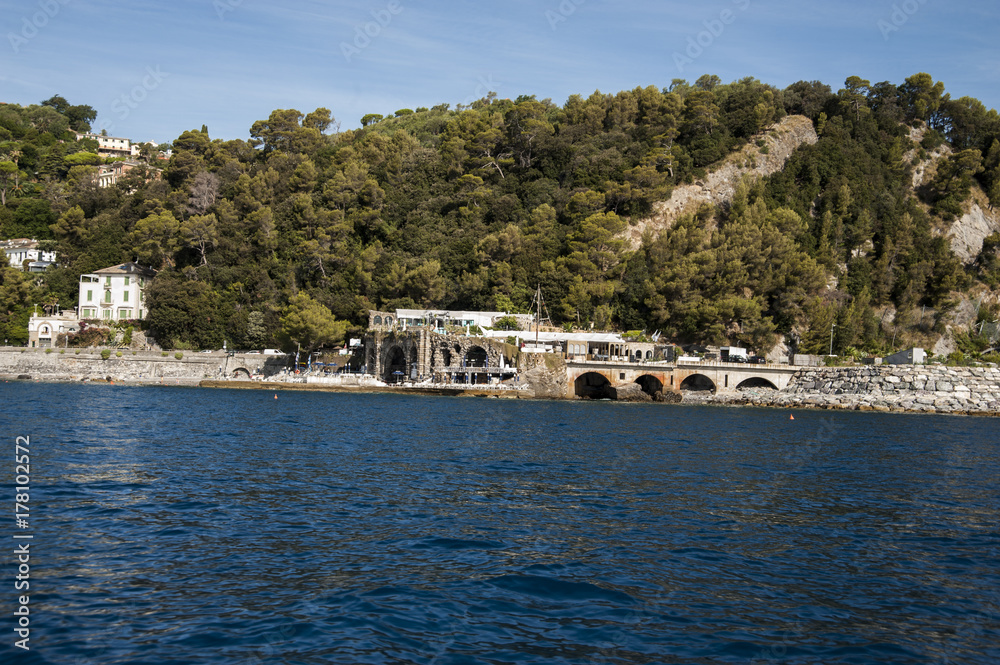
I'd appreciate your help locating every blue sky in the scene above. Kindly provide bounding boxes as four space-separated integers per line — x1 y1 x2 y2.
1 0 997 144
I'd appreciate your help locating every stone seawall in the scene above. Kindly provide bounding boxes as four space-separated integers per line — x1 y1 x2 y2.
704 365 1000 416
0 348 285 384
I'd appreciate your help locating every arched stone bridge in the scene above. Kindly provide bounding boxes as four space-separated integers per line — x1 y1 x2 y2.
566 360 798 398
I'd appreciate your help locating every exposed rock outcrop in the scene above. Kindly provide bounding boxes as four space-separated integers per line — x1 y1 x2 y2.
521 353 567 399
624 115 818 248
949 201 1000 264
605 382 653 402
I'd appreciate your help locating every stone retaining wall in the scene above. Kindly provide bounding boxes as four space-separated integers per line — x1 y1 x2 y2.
0 348 286 383
703 365 1000 415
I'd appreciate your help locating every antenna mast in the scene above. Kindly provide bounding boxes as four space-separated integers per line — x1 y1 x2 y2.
535 285 541 347
530 285 552 349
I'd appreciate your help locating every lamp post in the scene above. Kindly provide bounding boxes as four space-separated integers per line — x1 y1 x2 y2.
829 323 837 356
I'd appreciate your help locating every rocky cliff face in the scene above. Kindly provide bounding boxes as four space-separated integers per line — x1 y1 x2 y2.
521 353 567 399
949 200 1000 264
624 115 819 248
907 123 1000 264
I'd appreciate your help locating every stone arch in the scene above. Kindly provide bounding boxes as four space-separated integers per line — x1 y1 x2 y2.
465 345 489 368
679 374 717 393
438 346 452 367
575 372 611 399
645 350 653 360
736 377 778 391
231 367 251 379
635 374 663 396
385 316 393 326
384 345 407 382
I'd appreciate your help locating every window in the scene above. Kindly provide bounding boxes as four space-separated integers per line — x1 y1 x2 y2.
105 276 111 285
87 289 93 302
105 290 112 303
124 277 130 286
118 309 131 319
123 291 129 302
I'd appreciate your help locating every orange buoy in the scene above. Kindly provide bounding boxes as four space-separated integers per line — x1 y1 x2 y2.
790 414 795 420
274 394 278 399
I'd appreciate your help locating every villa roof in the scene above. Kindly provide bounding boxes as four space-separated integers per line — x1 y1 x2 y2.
0 238 39 250
91 262 156 277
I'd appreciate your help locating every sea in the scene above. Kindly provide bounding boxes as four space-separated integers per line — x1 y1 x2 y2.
1 382 998 664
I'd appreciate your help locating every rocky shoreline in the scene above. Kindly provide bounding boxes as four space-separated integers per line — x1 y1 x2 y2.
3 347 999 416
696 365 1000 416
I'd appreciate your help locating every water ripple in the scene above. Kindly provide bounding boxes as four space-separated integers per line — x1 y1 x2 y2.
0 385 998 663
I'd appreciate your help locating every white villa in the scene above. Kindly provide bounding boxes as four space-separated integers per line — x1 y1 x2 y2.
75 132 136 158
2 238 57 272
78 262 155 321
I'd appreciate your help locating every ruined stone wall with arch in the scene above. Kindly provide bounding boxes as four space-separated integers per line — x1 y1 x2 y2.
365 330 517 384
367 310 397 331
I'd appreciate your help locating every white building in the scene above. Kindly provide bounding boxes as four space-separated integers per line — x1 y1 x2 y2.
28 310 80 348
78 262 155 322
1 238 57 272
76 132 132 158
395 309 533 332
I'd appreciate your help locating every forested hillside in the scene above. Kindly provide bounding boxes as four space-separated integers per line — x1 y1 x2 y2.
1 74 999 357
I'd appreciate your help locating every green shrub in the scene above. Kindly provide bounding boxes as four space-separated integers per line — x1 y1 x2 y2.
59 349 65 354
116 351 123 357
45 348 53 354
161 352 168 357
75 350 80 355
174 352 184 360
101 349 111 360
491 315 519 331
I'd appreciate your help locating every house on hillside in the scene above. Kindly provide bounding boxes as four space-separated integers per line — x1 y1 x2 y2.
95 161 152 188
75 132 133 158
78 262 156 322
1 238 57 272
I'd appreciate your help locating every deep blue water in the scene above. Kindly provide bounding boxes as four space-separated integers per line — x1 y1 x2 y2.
1 382 998 664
